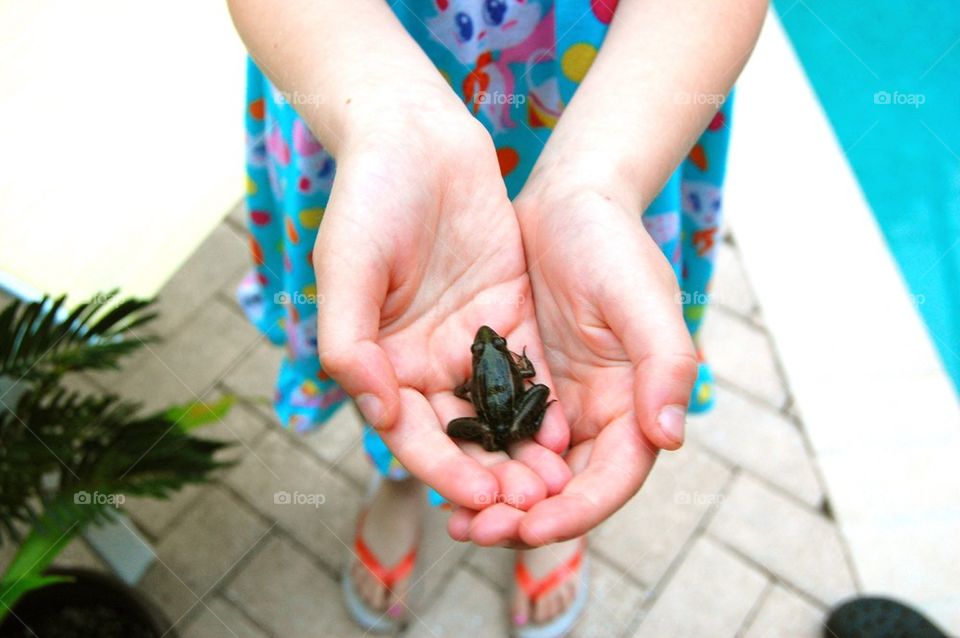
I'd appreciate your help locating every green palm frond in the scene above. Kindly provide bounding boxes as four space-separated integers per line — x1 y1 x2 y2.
0 384 233 547
0 290 158 383
0 291 234 618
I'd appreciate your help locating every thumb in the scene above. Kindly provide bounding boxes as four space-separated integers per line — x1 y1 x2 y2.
313 234 400 431
632 346 698 451
607 262 698 451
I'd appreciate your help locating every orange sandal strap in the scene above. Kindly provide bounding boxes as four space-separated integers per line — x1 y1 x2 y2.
514 544 585 603
354 535 417 589
353 511 418 590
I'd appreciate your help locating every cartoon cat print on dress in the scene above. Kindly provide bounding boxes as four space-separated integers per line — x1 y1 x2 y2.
525 51 563 128
642 211 682 266
289 379 348 411
284 311 319 361
428 0 552 131
265 124 291 166
261 122 291 201
681 181 722 257
292 120 335 196
642 211 680 248
236 271 268 323
246 130 268 168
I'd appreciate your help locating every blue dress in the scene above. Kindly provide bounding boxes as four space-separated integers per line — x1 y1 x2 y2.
237 0 732 506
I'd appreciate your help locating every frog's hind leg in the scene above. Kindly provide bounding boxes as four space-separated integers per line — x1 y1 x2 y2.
447 417 498 452
506 384 553 444
511 347 537 379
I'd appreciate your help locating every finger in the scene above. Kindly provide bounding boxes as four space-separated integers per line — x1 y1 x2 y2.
448 506 534 547
518 418 657 545
447 506 476 541
466 503 526 546
489 460 546 511
604 240 698 450
380 388 499 508
455 440 591 545
431 387 566 500
437 447 547 512
314 221 400 431
508 440 572 496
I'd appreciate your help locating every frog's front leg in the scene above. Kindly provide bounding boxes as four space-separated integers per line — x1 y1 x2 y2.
453 380 472 401
506 384 552 444
447 417 498 452
511 347 537 379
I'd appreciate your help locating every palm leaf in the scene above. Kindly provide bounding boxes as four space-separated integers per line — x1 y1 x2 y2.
0 385 233 546
0 291 158 382
0 290 234 621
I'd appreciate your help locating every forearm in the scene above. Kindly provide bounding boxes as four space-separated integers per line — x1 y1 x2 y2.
227 0 463 156
528 0 768 208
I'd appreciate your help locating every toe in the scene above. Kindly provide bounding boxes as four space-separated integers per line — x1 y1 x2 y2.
357 567 375 608
547 592 561 621
511 587 531 627
350 562 370 606
362 568 385 611
372 578 389 611
352 562 370 606
533 583 575 625
547 587 563 622
532 595 550 625
386 585 407 619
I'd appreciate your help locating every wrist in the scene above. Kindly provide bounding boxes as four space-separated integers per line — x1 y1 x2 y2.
518 148 645 220
333 74 479 158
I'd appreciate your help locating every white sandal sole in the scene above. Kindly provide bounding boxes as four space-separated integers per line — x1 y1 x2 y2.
341 561 407 633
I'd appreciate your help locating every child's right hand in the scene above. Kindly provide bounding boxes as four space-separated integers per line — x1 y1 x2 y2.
312 95 571 512
228 0 570 521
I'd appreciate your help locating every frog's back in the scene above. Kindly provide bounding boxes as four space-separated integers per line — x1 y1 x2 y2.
474 357 518 426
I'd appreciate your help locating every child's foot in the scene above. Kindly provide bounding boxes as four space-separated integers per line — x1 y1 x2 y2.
346 476 424 625
511 537 589 636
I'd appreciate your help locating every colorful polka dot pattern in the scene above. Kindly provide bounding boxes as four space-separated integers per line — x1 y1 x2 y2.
238 1 732 502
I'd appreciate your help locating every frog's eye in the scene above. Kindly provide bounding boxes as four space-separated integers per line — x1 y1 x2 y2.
494 336 507 348
471 342 484 355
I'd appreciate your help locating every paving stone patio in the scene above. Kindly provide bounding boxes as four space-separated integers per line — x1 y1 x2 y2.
6 205 860 637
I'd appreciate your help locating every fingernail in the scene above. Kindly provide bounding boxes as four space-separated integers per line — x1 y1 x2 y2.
387 603 403 618
356 394 383 428
657 404 686 445
514 613 528 626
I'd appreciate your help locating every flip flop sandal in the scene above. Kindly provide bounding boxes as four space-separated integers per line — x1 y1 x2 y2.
824 596 948 638
512 538 590 638
341 475 422 633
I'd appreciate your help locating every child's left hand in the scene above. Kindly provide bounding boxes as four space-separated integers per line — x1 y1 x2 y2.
447 171 699 547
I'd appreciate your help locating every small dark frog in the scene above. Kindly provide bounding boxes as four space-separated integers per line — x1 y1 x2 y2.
447 325 553 452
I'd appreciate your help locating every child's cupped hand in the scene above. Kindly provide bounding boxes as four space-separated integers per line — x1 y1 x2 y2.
312 101 571 512
447 172 699 547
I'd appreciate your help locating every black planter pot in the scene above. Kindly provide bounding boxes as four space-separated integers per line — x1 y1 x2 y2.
0 568 176 638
